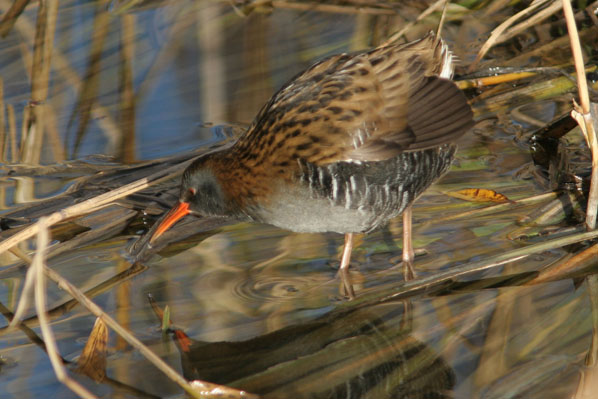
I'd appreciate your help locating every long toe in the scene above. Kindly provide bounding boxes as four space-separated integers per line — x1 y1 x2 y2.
338 268 356 299
402 260 417 281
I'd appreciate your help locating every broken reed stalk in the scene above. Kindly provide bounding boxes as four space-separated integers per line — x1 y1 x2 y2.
44 105 66 162
0 0 31 37
0 0 122 150
32 218 97 399
3 258 147 334
471 0 551 70
119 13 136 163
32 0 57 103
471 0 562 70
363 229 598 306
7 247 36 329
6 104 17 162
3 298 166 398
562 0 598 230
504 25 598 67
19 105 31 158
6 197 254 397
70 3 112 158
0 160 189 256
43 263 256 399
494 0 562 46
21 0 58 164
525 243 598 286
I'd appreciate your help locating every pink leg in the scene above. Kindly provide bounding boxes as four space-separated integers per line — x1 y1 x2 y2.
339 233 355 298
402 206 416 280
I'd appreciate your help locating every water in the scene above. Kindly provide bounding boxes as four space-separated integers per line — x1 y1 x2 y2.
0 1 595 398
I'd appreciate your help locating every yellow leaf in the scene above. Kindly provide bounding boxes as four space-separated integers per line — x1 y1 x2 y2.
446 188 511 203
76 317 107 382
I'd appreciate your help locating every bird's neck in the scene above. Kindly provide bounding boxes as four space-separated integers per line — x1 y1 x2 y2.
205 150 273 212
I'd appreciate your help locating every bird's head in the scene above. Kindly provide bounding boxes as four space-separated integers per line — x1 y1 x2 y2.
149 156 233 244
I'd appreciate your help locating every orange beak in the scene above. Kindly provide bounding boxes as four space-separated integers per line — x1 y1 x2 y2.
149 201 191 243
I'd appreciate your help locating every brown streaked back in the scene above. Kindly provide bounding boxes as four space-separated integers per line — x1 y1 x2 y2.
232 32 472 169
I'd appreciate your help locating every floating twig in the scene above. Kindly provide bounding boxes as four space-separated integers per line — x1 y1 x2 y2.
355 229 598 306
0 159 188 256
43 262 258 398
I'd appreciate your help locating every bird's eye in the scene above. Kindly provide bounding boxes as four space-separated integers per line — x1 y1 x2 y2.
188 187 197 195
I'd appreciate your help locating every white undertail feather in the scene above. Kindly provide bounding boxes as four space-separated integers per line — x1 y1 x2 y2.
439 39 455 80
436 0 452 79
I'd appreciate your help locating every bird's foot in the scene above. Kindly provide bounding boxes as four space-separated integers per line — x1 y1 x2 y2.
388 248 427 280
337 267 356 299
402 260 417 281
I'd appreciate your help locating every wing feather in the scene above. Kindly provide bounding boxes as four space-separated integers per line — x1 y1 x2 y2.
233 32 473 168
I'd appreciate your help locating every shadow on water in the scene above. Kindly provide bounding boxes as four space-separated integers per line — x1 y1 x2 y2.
0 0 598 398
166 301 456 399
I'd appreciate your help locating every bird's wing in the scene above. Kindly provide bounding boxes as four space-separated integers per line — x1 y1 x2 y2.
236 33 473 167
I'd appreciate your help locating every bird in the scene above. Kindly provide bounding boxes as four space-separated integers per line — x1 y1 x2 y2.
143 32 474 297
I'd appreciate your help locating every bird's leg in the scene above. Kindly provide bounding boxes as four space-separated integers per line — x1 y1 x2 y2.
402 206 417 280
339 232 356 299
